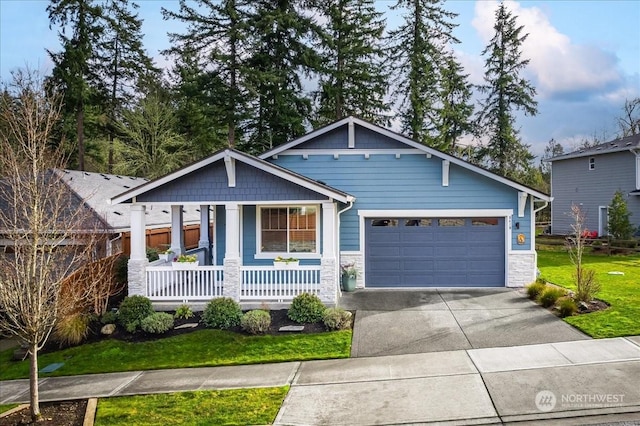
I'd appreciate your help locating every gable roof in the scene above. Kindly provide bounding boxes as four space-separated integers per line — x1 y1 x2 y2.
110 148 354 205
260 116 551 201
59 170 200 231
548 134 640 162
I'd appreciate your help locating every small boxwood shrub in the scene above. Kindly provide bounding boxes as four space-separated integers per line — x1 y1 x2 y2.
288 293 325 324
241 310 271 335
141 312 175 334
174 304 194 320
118 295 154 333
557 298 578 318
100 311 118 325
322 307 352 331
526 281 546 300
538 287 566 308
203 297 242 329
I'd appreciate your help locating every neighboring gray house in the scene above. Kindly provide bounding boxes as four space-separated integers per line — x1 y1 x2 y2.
549 134 640 235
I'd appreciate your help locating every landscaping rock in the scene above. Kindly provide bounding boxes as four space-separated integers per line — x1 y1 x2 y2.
101 324 116 335
174 323 199 330
279 325 304 332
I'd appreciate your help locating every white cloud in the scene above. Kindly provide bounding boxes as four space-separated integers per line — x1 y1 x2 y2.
471 0 624 101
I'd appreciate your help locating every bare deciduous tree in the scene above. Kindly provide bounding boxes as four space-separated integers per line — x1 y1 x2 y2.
565 204 600 303
0 69 100 422
618 97 640 137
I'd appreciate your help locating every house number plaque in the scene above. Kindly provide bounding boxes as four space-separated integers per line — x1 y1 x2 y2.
517 233 526 245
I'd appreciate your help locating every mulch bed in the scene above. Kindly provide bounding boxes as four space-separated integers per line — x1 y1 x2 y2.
0 400 87 426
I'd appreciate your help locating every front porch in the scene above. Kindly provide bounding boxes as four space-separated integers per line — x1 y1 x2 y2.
111 150 353 307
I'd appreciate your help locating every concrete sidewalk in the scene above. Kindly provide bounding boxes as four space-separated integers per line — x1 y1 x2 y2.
2 336 640 425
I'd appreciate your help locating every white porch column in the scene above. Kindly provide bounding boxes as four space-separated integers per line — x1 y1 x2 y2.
198 205 211 264
128 204 148 296
223 203 241 301
320 202 338 305
169 205 184 255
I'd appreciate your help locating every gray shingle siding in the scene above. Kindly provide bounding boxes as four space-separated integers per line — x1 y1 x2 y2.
137 162 325 203
551 151 640 234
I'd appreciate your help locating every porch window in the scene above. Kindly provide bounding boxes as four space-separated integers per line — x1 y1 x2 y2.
259 206 317 254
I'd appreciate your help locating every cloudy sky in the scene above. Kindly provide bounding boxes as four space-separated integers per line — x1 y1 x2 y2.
1 0 638 159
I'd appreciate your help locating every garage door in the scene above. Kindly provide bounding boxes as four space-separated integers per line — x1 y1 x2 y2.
365 217 505 287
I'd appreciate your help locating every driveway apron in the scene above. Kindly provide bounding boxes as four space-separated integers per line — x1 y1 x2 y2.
340 288 590 357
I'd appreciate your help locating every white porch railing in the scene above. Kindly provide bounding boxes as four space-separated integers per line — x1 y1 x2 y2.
146 265 224 302
241 266 321 301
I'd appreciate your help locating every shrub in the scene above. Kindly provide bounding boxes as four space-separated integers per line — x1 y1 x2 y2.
174 304 194 320
557 298 578 318
526 281 546 300
100 311 118 324
203 297 242 329
322 308 352 331
573 267 600 303
288 293 325 324
538 287 566 308
241 310 271 335
118 295 154 333
54 312 92 346
141 312 175 334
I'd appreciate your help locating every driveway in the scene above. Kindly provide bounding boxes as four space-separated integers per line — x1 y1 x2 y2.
339 288 590 357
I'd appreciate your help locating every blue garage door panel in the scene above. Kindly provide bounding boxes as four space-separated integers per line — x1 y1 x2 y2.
365 217 505 287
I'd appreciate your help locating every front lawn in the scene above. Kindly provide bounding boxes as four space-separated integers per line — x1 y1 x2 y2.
95 387 288 426
0 329 351 381
0 404 19 414
538 250 640 338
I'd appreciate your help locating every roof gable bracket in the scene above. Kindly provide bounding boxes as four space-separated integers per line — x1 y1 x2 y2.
442 160 450 187
224 154 236 188
518 192 528 218
348 117 355 148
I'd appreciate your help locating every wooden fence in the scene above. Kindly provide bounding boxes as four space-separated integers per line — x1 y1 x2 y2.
121 224 212 255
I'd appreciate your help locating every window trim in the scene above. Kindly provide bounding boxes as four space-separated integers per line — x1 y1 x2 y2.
589 157 595 170
255 204 321 259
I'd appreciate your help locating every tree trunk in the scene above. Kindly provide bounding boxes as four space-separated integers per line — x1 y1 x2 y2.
77 102 85 171
29 344 41 422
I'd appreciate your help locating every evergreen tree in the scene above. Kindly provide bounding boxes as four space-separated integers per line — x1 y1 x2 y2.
98 0 157 172
162 0 249 148
314 0 389 126
47 0 105 171
388 0 470 149
432 52 474 152
607 190 634 240
244 0 321 151
113 94 194 179
171 51 229 157
475 2 537 179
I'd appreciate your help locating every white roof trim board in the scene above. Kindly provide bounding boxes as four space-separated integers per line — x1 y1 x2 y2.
110 148 354 205
260 116 551 201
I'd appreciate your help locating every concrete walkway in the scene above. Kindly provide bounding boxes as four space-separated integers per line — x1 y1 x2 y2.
341 289 590 357
2 337 640 425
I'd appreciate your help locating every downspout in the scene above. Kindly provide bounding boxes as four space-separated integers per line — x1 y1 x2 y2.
336 197 355 294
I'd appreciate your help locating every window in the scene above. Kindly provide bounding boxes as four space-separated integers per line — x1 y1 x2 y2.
371 219 398 227
438 218 465 227
472 218 499 226
404 219 432 226
259 206 317 253
589 157 595 170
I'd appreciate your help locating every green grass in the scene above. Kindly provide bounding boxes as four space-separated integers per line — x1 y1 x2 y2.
0 329 351 381
95 387 288 426
0 403 19 414
538 250 640 338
